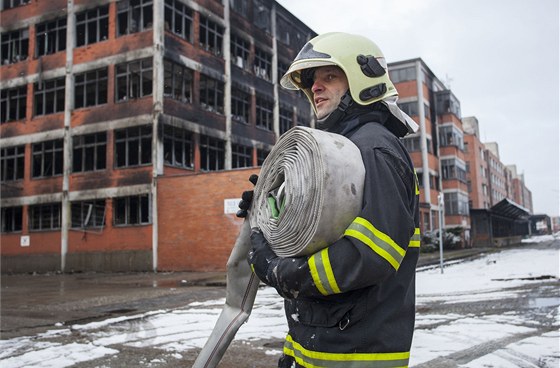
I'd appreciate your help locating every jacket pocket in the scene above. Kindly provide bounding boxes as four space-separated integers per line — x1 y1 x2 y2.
289 292 367 328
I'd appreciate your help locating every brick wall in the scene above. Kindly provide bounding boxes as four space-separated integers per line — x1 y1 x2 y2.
157 168 259 271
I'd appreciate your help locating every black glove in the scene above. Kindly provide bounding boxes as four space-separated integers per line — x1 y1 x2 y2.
248 229 279 286
236 174 258 218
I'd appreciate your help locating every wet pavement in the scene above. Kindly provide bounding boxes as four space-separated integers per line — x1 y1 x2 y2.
0 246 488 338
1 242 558 367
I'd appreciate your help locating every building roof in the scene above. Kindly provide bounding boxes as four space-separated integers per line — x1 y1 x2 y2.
491 198 530 220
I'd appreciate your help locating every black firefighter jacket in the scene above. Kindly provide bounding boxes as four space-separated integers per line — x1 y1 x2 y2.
269 112 421 368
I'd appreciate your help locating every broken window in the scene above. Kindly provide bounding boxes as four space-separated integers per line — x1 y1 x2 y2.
164 0 193 42
1 145 25 182
115 58 153 101
1 206 22 233
199 74 224 114
73 132 107 172
277 60 289 83
1 28 29 65
253 0 270 32
199 15 223 56
71 199 105 229
114 194 150 226
76 5 109 47
75 67 108 108
32 139 63 178
231 86 249 123
163 59 193 103
280 106 292 135
231 34 249 69
36 17 67 56
163 124 193 169
229 0 247 16
29 202 61 231
257 148 269 166
2 0 30 9
232 143 252 169
0 85 26 123
256 95 273 130
253 47 271 80
114 125 152 168
34 77 65 116
199 134 224 171
117 0 153 36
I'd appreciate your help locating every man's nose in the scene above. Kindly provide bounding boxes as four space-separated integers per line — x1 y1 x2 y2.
311 80 323 93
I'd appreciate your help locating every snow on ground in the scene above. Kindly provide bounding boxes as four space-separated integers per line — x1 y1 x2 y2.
0 235 558 367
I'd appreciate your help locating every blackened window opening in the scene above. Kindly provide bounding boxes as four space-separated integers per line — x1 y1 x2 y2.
76 5 109 47
32 139 63 178
75 67 108 108
114 125 152 168
73 132 107 172
1 145 25 181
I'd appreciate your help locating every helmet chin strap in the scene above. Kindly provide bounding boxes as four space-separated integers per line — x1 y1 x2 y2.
315 91 354 131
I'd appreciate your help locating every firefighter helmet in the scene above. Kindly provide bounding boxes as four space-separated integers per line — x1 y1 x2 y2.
280 32 418 134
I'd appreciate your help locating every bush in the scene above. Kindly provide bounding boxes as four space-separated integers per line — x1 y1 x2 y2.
421 228 463 251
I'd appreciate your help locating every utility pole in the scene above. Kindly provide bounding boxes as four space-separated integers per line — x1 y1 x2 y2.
438 193 445 274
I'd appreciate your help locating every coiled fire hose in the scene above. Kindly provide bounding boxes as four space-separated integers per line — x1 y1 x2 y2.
192 127 365 367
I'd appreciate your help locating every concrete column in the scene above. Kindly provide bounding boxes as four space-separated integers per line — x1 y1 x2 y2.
151 0 165 272
416 60 431 204
223 0 232 170
271 4 279 140
61 0 76 272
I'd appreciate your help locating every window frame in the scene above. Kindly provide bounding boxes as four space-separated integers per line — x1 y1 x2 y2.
253 47 271 80
75 67 108 109
72 132 107 173
163 124 193 169
199 14 224 57
117 0 153 36
114 125 152 168
230 33 249 69
199 134 225 172
164 0 193 42
34 77 65 116
1 85 27 123
115 58 153 102
279 106 292 135
29 202 62 231
113 194 151 226
231 86 250 123
199 74 224 114
163 59 193 103
231 143 252 169
71 199 106 229
1 27 29 65
255 95 273 130
32 139 63 178
75 5 109 47
1 206 23 233
1 145 25 182
36 17 67 56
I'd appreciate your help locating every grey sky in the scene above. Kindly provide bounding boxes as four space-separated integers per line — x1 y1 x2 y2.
276 0 560 217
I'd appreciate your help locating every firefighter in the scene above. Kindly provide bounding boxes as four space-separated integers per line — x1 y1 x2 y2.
242 32 421 368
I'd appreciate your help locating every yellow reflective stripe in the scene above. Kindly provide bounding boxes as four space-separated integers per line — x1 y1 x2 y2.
308 253 329 296
284 334 410 368
345 217 405 270
308 249 341 296
409 228 421 248
414 169 420 195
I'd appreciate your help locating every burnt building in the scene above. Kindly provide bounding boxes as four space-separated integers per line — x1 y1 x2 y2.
0 0 315 273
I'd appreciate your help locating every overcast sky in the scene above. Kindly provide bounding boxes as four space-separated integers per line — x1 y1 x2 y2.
276 0 560 217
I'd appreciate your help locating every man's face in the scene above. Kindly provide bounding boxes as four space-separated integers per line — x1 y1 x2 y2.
310 66 349 120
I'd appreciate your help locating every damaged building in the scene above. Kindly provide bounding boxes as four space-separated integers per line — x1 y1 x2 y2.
0 0 315 273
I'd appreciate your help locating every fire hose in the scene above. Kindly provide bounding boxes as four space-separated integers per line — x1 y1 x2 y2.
192 127 365 367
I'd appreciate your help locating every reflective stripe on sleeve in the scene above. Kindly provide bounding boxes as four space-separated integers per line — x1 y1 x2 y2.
308 247 341 296
284 334 410 368
344 217 405 270
408 228 421 248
